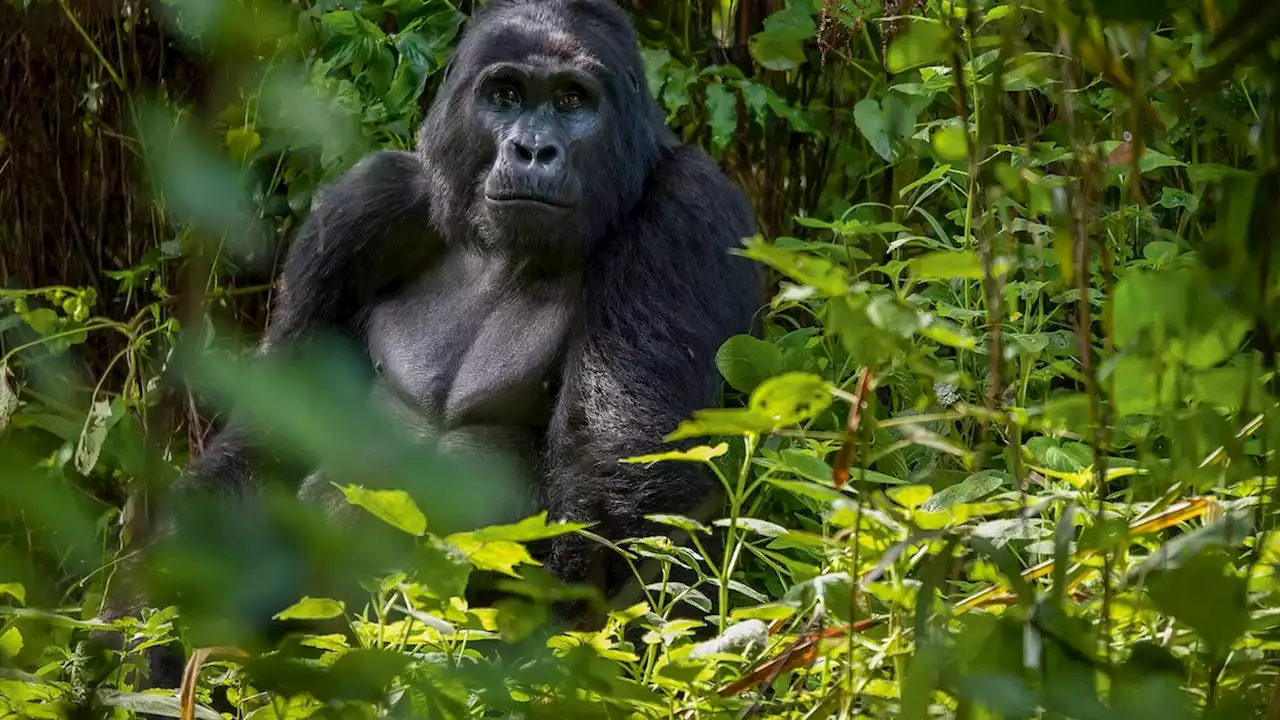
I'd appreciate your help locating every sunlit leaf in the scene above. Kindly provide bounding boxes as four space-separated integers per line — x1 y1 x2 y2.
749 372 833 426
885 20 952 74
888 484 933 510
274 596 346 621
339 485 428 536
624 443 729 464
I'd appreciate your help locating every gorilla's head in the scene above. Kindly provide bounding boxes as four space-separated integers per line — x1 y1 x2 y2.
418 0 671 266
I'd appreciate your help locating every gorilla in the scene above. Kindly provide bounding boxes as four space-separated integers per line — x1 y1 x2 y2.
102 0 760 689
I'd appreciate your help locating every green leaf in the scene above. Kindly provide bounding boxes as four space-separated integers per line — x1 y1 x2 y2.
449 536 537 577
0 583 26 604
854 94 918 162
705 83 738 149
740 236 850 295
274 596 346 621
623 443 729 464
775 449 835 485
339 485 427 536
666 408 778 440
716 335 783 393
73 399 111 476
765 477 845 503
1156 187 1199 214
911 250 1011 280
1025 437 1092 473
888 484 933 510
748 4 816 71
931 124 968 160
463 512 590 543
749 372 833 427
919 470 1009 512
1147 550 1247 655
885 20 952 75
0 627 21 658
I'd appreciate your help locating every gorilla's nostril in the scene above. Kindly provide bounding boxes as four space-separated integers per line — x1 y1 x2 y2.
535 145 559 165
513 142 535 163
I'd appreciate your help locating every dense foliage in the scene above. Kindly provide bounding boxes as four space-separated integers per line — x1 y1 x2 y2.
3 0 1280 717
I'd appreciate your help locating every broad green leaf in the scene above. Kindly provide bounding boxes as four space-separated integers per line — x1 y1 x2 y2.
885 20 952 74
716 335 783 393
932 124 968 160
450 536 537 577
340 485 427 536
624 443 729 464
920 471 1009 512
1156 187 1199 213
776 449 835 484
705 83 738 149
1025 437 1092 473
749 372 832 427
785 572 854 622
0 627 21 658
225 127 260 163
748 4 816 71
854 94 918 162
888 484 933 511
1147 551 1247 655
274 596 346 621
0 583 25 604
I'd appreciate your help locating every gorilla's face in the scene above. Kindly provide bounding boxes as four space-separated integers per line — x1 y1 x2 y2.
417 0 663 264
474 62 605 229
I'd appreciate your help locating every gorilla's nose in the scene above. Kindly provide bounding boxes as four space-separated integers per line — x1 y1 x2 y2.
506 133 564 176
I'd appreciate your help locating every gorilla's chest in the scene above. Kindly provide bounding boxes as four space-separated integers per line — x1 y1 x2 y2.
364 250 573 431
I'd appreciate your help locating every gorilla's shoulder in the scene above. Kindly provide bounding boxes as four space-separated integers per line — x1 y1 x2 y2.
642 143 754 240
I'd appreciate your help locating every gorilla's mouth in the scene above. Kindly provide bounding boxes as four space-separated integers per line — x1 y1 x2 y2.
484 192 576 210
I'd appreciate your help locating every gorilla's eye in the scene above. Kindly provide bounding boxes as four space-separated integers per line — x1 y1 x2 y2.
555 89 585 112
491 85 521 107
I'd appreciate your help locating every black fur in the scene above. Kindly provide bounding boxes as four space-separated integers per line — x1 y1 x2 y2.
101 0 760 691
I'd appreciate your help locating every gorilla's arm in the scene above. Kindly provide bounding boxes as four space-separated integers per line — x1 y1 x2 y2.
544 146 761 592
173 150 438 500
